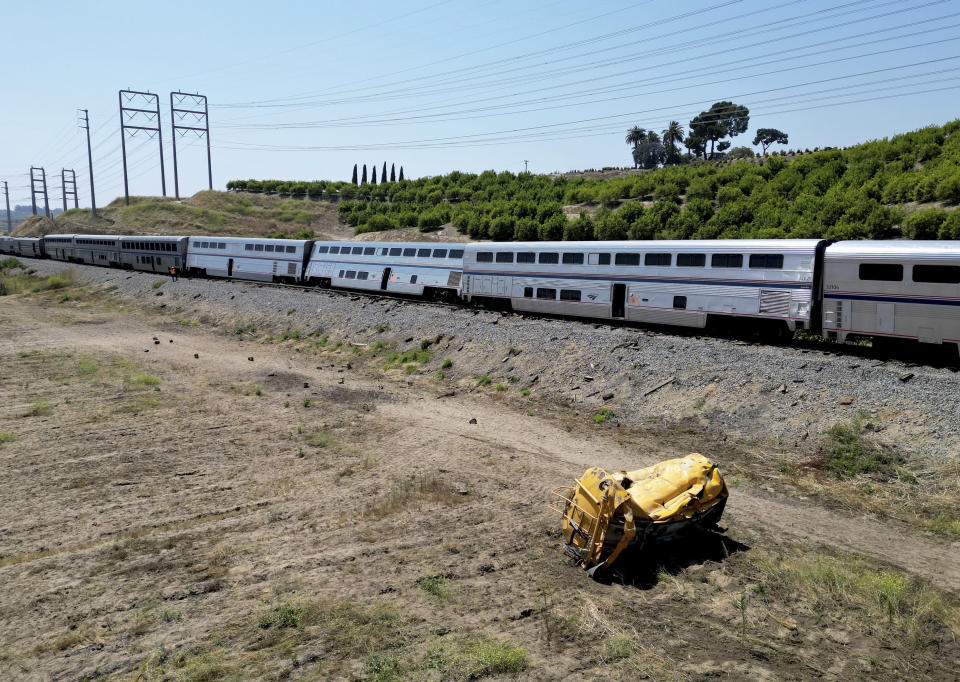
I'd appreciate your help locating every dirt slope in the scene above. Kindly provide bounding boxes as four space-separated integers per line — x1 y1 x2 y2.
1 293 957 679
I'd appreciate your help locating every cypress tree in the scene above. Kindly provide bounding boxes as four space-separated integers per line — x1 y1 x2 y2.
351 164 358 185
399 166 404 181
390 163 396 182
361 164 368 184
382 162 388 184
371 166 378 184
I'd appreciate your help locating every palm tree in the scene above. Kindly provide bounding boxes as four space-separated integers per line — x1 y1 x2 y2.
662 121 684 164
625 126 646 167
646 130 661 143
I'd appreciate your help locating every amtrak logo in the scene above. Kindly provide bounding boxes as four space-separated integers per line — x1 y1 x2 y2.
587 294 598 300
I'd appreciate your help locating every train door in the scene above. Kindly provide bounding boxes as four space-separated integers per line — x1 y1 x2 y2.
380 267 391 290
227 258 234 277
876 303 895 335
611 283 626 318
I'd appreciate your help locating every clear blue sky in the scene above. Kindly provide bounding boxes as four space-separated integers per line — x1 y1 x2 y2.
2 0 958 209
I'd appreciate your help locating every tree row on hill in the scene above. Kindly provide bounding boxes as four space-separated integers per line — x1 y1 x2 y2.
626 101 791 169
351 163 404 185
229 120 960 241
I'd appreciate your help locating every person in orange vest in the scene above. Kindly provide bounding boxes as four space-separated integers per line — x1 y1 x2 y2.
169 265 178 281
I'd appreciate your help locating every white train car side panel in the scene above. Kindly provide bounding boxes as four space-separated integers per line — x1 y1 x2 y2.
43 234 76 262
306 242 464 297
12 237 44 258
73 235 121 266
823 241 960 352
463 240 822 330
186 237 312 282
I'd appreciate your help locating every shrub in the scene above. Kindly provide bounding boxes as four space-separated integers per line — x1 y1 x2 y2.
935 175 960 204
902 209 946 239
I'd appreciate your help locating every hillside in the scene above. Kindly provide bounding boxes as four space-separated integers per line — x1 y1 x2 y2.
13 121 960 244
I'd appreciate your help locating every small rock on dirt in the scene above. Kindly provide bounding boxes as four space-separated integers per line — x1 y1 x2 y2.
899 372 914 382
838 396 853 405
602 392 614 401
468 418 477 424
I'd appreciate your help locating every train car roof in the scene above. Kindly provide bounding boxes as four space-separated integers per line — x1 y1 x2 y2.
467 239 824 252
314 241 464 248
826 240 960 259
116 235 188 241
42 233 77 238
188 236 313 244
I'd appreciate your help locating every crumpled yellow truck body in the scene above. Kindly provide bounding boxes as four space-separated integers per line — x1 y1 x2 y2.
551 454 728 576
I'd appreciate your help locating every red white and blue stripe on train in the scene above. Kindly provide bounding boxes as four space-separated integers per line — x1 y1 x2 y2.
2 233 958 355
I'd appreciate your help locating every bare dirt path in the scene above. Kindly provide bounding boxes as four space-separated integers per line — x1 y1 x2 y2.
8 304 957 594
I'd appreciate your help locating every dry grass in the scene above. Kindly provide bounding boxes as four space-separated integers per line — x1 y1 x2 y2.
363 475 465 519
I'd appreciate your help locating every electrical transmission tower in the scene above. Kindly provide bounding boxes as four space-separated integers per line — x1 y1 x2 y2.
61 169 78 212
170 91 212 198
119 89 166 205
30 167 50 217
78 109 97 216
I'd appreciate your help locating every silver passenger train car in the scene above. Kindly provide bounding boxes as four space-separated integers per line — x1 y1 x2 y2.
462 240 826 333
187 236 313 283
9 237 45 258
822 240 960 353
305 241 464 300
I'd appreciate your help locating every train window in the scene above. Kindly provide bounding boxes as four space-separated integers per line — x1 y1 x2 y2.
562 253 585 265
677 253 706 267
516 252 535 263
673 296 687 309
523 287 533 297
539 252 559 264
749 254 784 269
220 243 227 249
496 252 514 263
476 251 494 262
598 253 611 265
193 240 201 247
390 248 402 256
201 241 208 248
449 249 464 258
364 247 376 255
859 263 902 281
255 244 264 252
265 245 275 252
432 249 448 258
286 245 296 253
352 247 364 255
560 289 582 301
346 270 356 279
615 253 641 266
377 248 388 255
403 248 416 257
317 246 329 253
536 288 557 299
339 270 344 278
711 253 743 268
418 248 432 257
245 244 254 251
358 271 368 280
913 264 960 284
329 246 340 254
644 253 671 266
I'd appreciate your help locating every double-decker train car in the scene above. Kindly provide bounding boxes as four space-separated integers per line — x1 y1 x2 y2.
73 235 122 267
187 236 313 283
304 241 464 300
462 239 827 334
43 234 75 261
11 237 45 258
118 236 188 272
822 240 960 354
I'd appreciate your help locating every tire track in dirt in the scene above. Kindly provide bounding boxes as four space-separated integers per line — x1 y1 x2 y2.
7 305 959 594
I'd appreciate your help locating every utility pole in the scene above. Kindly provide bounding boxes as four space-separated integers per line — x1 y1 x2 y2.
78 109 97 216
119 89 166 205
61 169 78 212
30 167 50 217
523 160 529 173
3 181 11 234
170 91 212 198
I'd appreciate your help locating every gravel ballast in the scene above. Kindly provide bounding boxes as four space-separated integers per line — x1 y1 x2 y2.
19 258 960 463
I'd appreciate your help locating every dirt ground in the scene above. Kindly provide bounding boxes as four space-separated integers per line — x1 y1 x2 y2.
1 292 958 681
